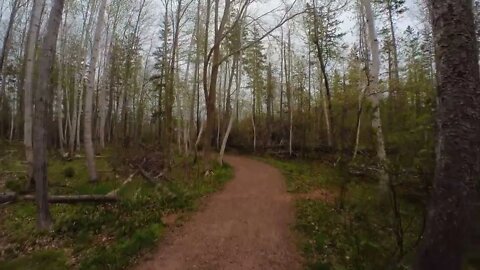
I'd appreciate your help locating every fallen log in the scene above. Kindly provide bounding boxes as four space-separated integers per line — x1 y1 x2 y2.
137 166 157 185
107 171 137 196
0 193 16 204
0 192 118 204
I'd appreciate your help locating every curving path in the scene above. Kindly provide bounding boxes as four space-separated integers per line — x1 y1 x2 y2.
135 155 302 270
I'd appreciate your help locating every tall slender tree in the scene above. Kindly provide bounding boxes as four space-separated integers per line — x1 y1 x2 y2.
361 0 390 192
23 0 46 188
33 0 65 230
84 0 108 182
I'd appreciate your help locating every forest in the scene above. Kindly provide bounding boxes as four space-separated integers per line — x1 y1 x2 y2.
0 0 479 269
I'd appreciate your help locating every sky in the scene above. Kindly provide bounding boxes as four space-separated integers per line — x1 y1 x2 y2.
0 0 427 72
238 0 425 53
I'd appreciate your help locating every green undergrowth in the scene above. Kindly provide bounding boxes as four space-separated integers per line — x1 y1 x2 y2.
261 156 424 270
258 158 341 193
0 144 233 270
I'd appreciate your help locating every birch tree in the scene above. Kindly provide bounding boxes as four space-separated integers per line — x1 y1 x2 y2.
84 0 108 182
361 0 389 192
23 0 46 187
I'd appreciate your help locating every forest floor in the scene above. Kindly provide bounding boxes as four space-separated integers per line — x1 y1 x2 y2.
0 144 233 269
3 144 458 269
135 155 303 270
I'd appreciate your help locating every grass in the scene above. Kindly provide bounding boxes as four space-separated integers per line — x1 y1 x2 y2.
261 156 424 270
0 250 68 270
0 144 233 270
257 158 340 193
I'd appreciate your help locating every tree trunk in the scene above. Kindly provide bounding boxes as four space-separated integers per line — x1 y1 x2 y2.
190 0 201 149
311 1 333 148
0 0 20 134
33 0 65 230
415 0 480 268
84 0 107 182
98 12 114 150
0 0 19 74
285 28 293 156
203 0 231 164
352 85 367 160
219 55 241 165
57 6 69 154
361 0 390 192
164 0 183 154
266 63 274 146
319 70 332 148
387 0 400 99
23 0 46 186
319 59 333 148
279 31 284 126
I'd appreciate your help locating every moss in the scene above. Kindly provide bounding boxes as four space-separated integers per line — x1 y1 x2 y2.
0 250 68 270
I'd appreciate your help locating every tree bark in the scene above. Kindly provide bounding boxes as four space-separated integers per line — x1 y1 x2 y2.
361 0 390 192
218 54 241 165
84 0 108 182
415 0 480 268
0 0 21 130
311 0 334 148
190 0 201 148
203 0 231 164
33 0 65 230
57 6 69 154
98 8 116 150
286 28 293 156
24 0 46 186
387 0 400 99
0 0 20 73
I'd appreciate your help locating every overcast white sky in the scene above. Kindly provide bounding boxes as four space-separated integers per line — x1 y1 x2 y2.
0 0 427 70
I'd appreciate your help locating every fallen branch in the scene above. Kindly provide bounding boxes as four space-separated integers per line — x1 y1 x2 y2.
107 171 137 196
137 166 157 185
0 192 118 204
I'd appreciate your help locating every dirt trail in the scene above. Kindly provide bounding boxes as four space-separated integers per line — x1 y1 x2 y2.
135 155 302 270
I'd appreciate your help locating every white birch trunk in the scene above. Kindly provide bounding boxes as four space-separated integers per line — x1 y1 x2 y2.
57 83 64 153
69 80 78 154
98 17 112 150
84 0 107 182
195 120 205 149
218 58 241 165
23 0 46 182
361 0 390 191
219 112 234 165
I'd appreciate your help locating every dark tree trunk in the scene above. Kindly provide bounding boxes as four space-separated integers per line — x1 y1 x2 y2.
203 0 230 164
266 63 274 146
32 0 65 230
415 0 480 268
0 0 20 137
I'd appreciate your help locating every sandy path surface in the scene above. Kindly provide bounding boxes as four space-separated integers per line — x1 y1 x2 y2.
135 155 302 270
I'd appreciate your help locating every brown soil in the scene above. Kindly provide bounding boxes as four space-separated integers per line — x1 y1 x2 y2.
134 155 302 270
